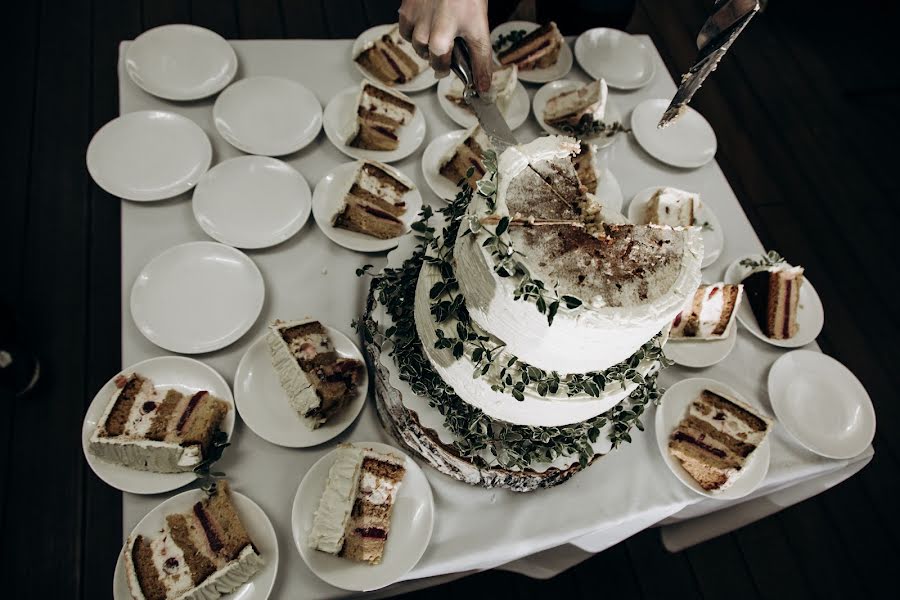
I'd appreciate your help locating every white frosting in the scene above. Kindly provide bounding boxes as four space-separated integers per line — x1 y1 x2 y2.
309 445 363 554
150 524 193 597
359 471 398 505
671 284 743 340
446 65 518 114
357 164 407 207
494 135 581 219
544 79 608 123
267 321 321 428
123 379 159 437
647 187 701 227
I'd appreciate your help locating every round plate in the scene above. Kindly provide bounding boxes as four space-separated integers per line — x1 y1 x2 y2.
234 327 368 448
665 322 738 368
768 350 875 459
214 76 323 156
292 441 435 591
352 24 438 92
131 242 265 353
323 85 426 163
125 24 237 101
574 28 655 90
436 76 530 130
490 21 573 83
724 254 824 348
421 129 468 202
192 156 311 249
631 99 717 169
594 168 624 214
532 79 623 148
655 377 771 500
112 488 278 599
81 356 235 495
312 161 423 252
87 110 212 202
628 186 724 268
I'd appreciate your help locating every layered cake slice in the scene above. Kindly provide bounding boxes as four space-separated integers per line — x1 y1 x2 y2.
439 125 493 189
347 82 417 151
670 283 744 340
573 142 599 194
333 161 411 239
742 262 805 339
89 373 229 473
645 187 701 227
668 390 772 491
354 24 427 85
543 79 609 130
268 319 364 428
309 444 406 564
124 481 263 600
497 22 564 70
445 65 518 114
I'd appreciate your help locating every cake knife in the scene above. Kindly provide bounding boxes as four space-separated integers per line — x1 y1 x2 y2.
450 38 518 151
658 0 760 128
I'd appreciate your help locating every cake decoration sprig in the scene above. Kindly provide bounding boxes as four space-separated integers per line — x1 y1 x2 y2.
740 250 785 270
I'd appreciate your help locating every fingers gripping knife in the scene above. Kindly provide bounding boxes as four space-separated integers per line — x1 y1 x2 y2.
658 0 761 128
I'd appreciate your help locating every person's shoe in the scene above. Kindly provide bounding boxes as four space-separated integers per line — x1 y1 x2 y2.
0 345 40 398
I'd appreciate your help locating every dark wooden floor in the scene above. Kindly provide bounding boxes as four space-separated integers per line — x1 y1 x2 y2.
1 0 898 598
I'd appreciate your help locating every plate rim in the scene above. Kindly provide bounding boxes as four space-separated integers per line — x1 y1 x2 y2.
573 27 655 90
665 321 738 368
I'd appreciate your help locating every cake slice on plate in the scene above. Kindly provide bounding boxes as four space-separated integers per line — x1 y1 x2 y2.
439 125 493 189
354 24 427 85
742 261 805 339
670 283 743 340
347 82 417 151
497 22 563 70
268 319 364 428
124 481 264 600
445 65 518 115
543 79 609 131
89 373 229 473
645 187 701 228
309 444 407 564
668 390 771 491
333 160 412 239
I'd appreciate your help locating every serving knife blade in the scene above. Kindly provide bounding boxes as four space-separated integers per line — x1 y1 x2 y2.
658 0 761 128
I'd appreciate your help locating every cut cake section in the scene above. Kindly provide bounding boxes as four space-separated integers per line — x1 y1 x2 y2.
439 125 493 189
333 160 411 240
445 65 518 114
497 22 563 70
347 82 416 151
645 187 700 228
354 25 427 85
670 283 743 339
543 79 608 129
742 262 805 339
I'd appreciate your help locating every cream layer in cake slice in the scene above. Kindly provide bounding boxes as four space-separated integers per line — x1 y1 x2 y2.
346 81 417 151
544 79 608 129
497 22 563 70
354 24 427 85
332 160 411 240
439 125 493 189
742 263 805 339
645 187 701 228
670 283 744 340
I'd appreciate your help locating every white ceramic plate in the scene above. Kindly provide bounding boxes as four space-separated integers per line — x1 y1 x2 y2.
532 79 623 148
724 254 824 348
628 186 724 268
292 441 435 591
665 322 738 368
81 356 235 495
655 377 771 500
131 242 265 354
490 20 573 83
312 161 423 252
87 110 212 202
214 76 323 156
593 168 624 214
125 24 238 101
436 76 530 130
631 99 717 169
768 350 875 459
323 85 426 163
421 129 468 202
234 327 368 448
351 24 438 92
112 488 278 599
192 156 311 249
574 28 655 90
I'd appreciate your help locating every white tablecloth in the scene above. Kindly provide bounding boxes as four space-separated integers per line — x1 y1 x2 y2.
118 37 873 598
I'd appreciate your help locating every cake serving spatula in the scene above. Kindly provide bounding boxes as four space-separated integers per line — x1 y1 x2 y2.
450 38 518 151
658 0 760 128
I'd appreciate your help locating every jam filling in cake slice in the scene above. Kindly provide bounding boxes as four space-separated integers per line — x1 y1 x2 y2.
332 160 412 240
354 24 426 85
89 373 229 473
670 283 744 340
668 390 771 491
347 82 417 151
124 481 263 600
309 444 407 565
645 187 701 228
497 22 564 70
439 125 493 189
267 319 364 428
742 262 805 339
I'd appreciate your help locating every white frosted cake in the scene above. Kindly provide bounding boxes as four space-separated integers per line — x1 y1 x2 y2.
645 187 701 227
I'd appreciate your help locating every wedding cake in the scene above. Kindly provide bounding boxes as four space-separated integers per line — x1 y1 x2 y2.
362 135 703 491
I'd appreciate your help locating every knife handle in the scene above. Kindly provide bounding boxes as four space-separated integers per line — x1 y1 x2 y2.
450 37 476 99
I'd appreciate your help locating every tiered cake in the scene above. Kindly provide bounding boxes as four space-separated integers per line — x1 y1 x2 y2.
363 136 703 491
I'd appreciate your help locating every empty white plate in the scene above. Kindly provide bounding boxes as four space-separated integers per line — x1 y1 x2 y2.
532 79 623 148
131 242 265 353
81 356 235 495
421 129 469 202
490 20 573 83
665 322 738 368
323 85 426 163
292 441 435 591
436 76 530 130
631 99 717 169
125 24 238 101
768 350 875 459
214 76 323 156
574 28 655 90
352 24 438 93
312 161 423 252
192 156 311 249
234 327 368 448
724 254 824 348
87 110 212 201
112 488 278 599
628 186 724 268
655 377 771 500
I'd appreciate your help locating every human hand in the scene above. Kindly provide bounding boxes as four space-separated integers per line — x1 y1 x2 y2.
398 0 493 93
